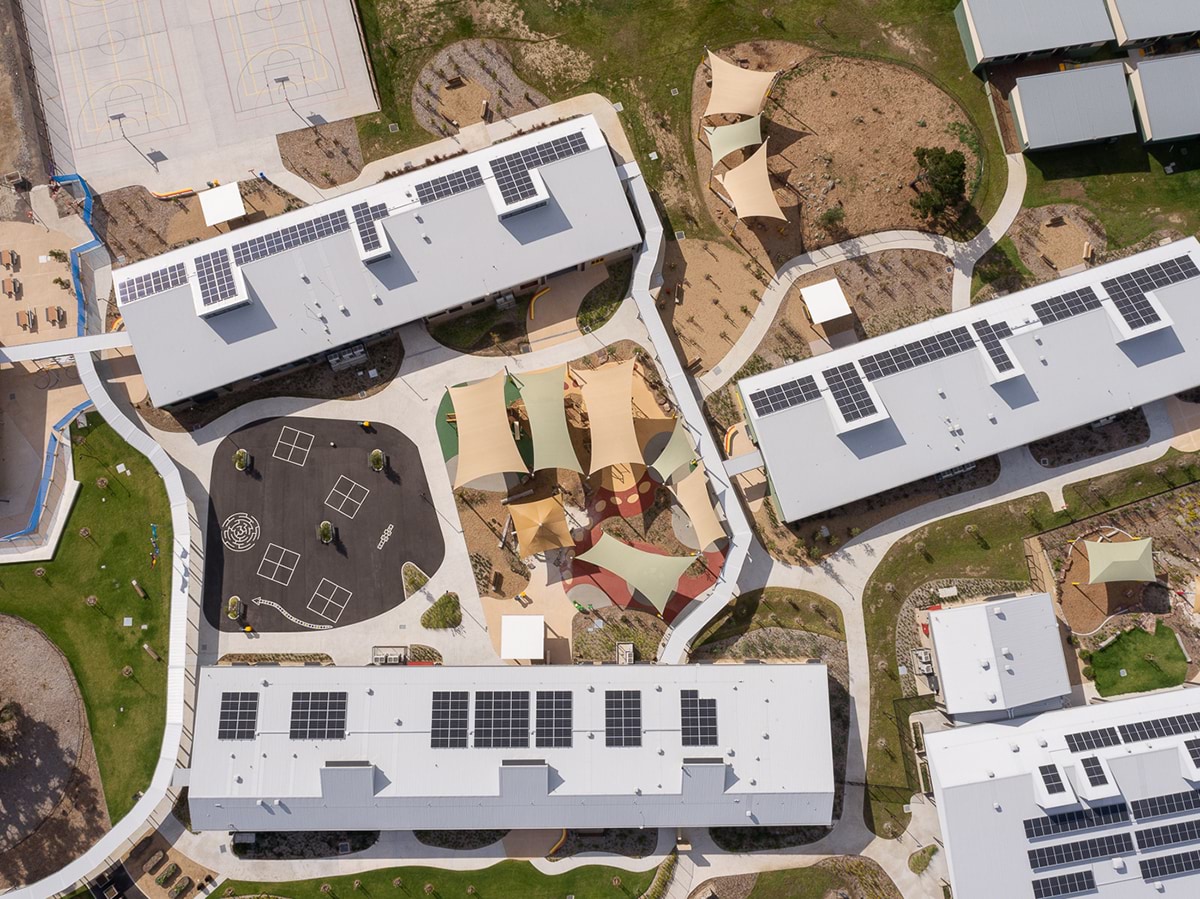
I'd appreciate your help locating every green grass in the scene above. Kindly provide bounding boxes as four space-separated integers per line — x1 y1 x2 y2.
218 860 654 899
1091 623 1188 697
908 844 939 875
0 417 172 821
693 587 844 652
1061 448 1200 518
971 235 1033 299
747 859 900 899
577 258 633 333
1024 136 1200 249
421 591 462 629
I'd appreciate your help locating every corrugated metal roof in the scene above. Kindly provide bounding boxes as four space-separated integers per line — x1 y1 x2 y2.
1134 52 1200 141
1014 63 1137 149
1107 0 1200 44
966 0 1115 61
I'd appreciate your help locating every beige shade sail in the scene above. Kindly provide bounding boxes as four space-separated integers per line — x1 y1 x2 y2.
705 114 763 170
1086 538 1156 584
717 141 786 221
517 365 582 473
670 462 727 552
649 418 695 483
449 371 528 489
576 532 694 615
704 51 778 118
509 495 574 557
580 360 643 474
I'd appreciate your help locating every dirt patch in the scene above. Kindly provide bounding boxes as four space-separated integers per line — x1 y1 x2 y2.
549 829 656 860
1029 408 1150 469
572 605 665 663
0 0 49 222
1010 204 1106 280
691 857 902 899
277 119 364 189
0 615 110 890
125 830 216 899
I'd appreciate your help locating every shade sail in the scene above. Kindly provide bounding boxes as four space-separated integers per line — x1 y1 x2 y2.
1086 538 1156 584
717 141 786 221
510 495 574 557
518 365 582 473
670 462 727 552
704 51 778 118
649 418 695 483
705 114 763 170
449 371 529 488
580 360 643 474
199 183 246 227
576 532 694 615
501 614 545 660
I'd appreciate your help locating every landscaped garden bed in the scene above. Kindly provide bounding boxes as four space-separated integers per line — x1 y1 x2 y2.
230 831 379 859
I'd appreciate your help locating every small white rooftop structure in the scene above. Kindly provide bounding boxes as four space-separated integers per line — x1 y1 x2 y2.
198 183 247 228
500 614 546 661
927 688 1200 899
929 594 1071 722
801 278 852 325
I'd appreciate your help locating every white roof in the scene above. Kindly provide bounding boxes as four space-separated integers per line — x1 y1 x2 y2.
187 663 835 832
198 183 247 227
929 594 1071 716
739 238 1200 522
927 688 1200 899
500 614 545 660
801 278 852 324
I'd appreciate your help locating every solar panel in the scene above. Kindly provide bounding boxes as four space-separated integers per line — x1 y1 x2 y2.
1024 803 1129 840
535 690 572 748
1102 254 1200 331
1065 727 1121 753
605 689 642 747
414 166 484 205
1132 789 1200 821
1139 848 1200 881
1136 817 1200 851
1119 713 1200 745
194 249 238 306
231 210 351 266
1188 738 1200 767
351 201 389 252
858 326 975 380
1040 764 1067 795
1027 832 1133 870
748 375 821 417
118 262 188 303
1031 287 1103 325
1080 756 1108 788
430 690 469 748
823 363 877 421
1031 871 1097 899
681 689 718 747
289 691 347 740
973 319 1015 372
489 131 590 206
217 691 259 740
473 690 530 748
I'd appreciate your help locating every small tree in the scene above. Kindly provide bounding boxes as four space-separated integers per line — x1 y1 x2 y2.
424 885 434 896
233 448 249 471
49 248 68 263
321 885 332 895
370 448 384 471
85 594 98 608
122 665 133 678
97 477 109 490
819 205 845 230
319 520 333 544
911 146 967 219
611 876 622 890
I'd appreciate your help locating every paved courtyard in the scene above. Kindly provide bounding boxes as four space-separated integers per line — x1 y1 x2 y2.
202 416 444 633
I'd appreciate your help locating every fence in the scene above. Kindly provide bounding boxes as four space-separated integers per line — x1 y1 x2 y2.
50 173 109 336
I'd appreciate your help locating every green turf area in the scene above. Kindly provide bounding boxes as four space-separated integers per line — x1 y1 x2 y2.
1061 448 1200 517
218 860 655 899
0 416 172 822
693 587 844 651
971 235 1033 299
1024 136 1200 249
577 259 633 333
352 0 1007 233
1091 623 1188 697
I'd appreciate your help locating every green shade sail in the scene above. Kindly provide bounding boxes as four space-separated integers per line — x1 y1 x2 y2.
517 364 582 473
575 532 694 615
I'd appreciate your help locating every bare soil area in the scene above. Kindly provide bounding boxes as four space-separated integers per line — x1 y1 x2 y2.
125 830 216 899
690 857 902 899
1029 408 1150 469
277 119 364 188
0 615 110 890
1012 204 1106 278
571 605 665 663
0 0 49 222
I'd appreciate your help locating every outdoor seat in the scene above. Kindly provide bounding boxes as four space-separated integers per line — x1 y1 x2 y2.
16 309 27 329
46 305 59 325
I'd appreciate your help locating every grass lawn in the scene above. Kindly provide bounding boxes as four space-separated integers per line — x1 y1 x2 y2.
1024 135 1200 249
747 859 900 898
971 235 1033 299
218 860 654 899
692 587 844 652
577 258 633 333
0 416 172 822
1061 448 1200 518
1091 623 1188 697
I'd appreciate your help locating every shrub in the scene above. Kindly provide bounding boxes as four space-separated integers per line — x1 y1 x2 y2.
403 562 430 597
908 844 939 874
226 596 241 620
233 448 248 470
155 863 179 887
422 592 462 629
911 146 966 219
169 876 192 899
370 449 384 471
818 206 845 229
1082 665 1094 680
318 520 333 543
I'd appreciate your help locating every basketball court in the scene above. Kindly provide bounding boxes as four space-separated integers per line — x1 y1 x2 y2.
22 0 377 191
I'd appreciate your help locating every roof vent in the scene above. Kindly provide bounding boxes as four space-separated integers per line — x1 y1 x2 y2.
1010 742 1020 753
987 692 997 703
993 802 1001 811
1005 665 1014 674
987 770 995 779
980 659 991 670
1000 647 1010 655
1038 738 1048 748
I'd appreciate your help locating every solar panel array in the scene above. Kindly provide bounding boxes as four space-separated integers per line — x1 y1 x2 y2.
194 249 238 306
605 690 642 747
490 131 590 205
1188 738 1200 767
217 691 259 740
1119 713 1200 745
1040 764 1067 795
431 690 469 748
351 201 389 252
858 326 975 381
535 690 572 748
118 262 188 303
823 363 877 422
1027 832 1134 870
748 375 821 417
1031 871 1097 899
973 319 1016 372
1065 727 1121 753
473 690 530 748
1140 848 1200 881
1135 817 1200 851
289 691 348 740
414 166 484 205
1024 803 1129 840
1081 756 1109 787
1132 789 1200 821
1031 287 1103 325
231 210 350 266
681 689 718 747
1102 255 1200 331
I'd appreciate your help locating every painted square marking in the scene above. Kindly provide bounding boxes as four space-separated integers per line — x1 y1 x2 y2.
272 426 315 466
324 475 370 519
257 542 300 586
306 578 352 623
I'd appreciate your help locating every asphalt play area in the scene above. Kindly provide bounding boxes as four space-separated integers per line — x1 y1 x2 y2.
203 416 444 633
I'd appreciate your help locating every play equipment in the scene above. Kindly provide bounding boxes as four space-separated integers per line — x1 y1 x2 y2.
528 286 551 319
